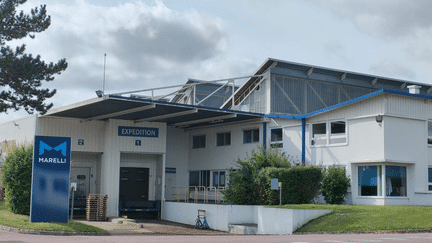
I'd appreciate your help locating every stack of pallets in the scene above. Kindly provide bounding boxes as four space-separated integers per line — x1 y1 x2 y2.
86 194 108 221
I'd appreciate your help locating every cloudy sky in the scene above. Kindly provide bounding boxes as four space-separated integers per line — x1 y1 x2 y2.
2 0 432 122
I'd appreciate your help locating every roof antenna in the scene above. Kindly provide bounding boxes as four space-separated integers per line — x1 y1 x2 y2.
103 53 107 95
96 53 107 98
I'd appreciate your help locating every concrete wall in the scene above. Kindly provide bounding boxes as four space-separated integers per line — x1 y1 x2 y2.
165 127 189 200
188 122 264 171
162 202 331 234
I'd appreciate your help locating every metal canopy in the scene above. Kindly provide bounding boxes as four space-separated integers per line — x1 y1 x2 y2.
42 95 264 130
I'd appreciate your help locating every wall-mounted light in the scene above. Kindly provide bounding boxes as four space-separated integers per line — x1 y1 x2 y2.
376 115 383 123
95 90 104 98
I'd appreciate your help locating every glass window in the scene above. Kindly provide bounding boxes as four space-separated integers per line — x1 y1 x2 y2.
271 128 282 142
212 171 226 187
192 135 206 149
428 121 432 145
312 123 326 145
330 121 347 144
217 132 231 146
385 166 407 197
358 165 382 196
428 168 432 191
331 121 346 134
312 123 326 135
189 171 199 186
189 170 210 188
243 129 259 143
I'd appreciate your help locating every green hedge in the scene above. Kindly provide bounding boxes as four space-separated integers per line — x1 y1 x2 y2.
257 166 322 205
224 147 322 205
1 145 33 215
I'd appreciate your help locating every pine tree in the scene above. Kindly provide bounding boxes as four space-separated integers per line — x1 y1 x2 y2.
0 0 67 114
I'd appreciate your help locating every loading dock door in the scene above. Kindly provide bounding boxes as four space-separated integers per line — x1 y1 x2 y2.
119 167 149 208
70 167 90 208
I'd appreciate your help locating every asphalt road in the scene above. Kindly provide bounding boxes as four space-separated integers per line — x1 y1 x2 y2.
2 231 432 243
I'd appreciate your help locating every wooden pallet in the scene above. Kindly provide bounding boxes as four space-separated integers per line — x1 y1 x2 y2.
86 194 108 221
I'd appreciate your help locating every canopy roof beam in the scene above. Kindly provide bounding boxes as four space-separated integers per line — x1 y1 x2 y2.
134 109 198 123
84 104 156 121
172 113 237 127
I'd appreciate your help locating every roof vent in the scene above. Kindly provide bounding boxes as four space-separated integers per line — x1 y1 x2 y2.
407 85 421 94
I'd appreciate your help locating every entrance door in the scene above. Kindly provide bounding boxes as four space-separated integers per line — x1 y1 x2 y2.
119 167 149 208
70 167 90 208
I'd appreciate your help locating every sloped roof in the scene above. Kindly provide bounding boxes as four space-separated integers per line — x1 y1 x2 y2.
222 58 432 110
43 95 264 130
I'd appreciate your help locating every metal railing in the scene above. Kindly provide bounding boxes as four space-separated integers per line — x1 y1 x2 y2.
170 186 226 204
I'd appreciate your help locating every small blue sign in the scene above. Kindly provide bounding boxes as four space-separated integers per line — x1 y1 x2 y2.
78 139 84 146
135 140 141 146
30 136 71 223
165 167 176 174
271 178 279 190
118 126 159 138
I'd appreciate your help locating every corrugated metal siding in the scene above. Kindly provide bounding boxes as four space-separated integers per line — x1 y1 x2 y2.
0 116 36 144
307 95 385 122
239 79 267 113
37 117 106 152
386 95 430 119
270 74 376 115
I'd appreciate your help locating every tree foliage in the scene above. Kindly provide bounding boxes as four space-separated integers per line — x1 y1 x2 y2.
321 166 351 204
1 145 33 215
224 147 292 205
0 0 67 114
224 147 321 205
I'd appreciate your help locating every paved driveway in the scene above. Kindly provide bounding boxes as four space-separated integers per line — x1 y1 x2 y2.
2 231 432 243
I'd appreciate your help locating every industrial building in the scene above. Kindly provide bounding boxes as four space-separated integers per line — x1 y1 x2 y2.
1 58 432 218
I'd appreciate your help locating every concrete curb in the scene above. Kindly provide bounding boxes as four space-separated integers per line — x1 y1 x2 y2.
293 229 432 235
0 225 110 236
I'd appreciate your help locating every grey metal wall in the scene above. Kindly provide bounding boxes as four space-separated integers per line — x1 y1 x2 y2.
271 74 376 115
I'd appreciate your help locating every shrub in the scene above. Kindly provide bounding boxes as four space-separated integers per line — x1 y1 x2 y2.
224 147 322 205
257 166 322 205
321 166 351 204
224 147 292 205
1 145 33 214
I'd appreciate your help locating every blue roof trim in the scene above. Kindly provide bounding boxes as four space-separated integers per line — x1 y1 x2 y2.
265 89 432 120
107 95 265 117
266 89 385 120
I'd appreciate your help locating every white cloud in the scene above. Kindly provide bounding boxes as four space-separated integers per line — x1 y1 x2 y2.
369 61 416 80
310 0 432 39
9 0 254 111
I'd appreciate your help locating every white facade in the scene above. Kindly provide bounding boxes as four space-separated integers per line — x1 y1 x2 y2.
2 58 432 220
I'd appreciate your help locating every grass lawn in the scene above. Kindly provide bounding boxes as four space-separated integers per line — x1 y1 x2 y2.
0 200 105 233
276 204 432 233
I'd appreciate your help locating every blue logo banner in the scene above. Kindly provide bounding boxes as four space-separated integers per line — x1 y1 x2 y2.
30 136 71 223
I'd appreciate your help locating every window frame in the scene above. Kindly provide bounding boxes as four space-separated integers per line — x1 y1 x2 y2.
357 164 408 198
270 128 283 148
428 167 432 191
189 170 210 189
243 128 260 144
427 121 432 146
212 171 226 187
310 120 347 147
192 135 206 149
216 132 231 146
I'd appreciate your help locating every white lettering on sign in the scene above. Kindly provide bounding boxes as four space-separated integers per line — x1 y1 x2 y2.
118 126 158 137
38 158 67 163
121 128 156 136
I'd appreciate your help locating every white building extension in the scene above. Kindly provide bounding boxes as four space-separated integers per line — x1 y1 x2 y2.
2 58 432 219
